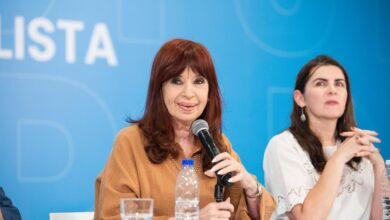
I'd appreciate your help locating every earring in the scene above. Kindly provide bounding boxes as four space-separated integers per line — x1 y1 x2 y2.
300 107 306 122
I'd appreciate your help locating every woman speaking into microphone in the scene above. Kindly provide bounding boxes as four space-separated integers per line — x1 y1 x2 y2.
94 39 275 220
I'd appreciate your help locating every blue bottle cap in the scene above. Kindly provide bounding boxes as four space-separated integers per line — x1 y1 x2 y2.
182 159 194 166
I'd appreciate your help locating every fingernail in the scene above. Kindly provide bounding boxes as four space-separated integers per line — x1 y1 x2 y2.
228 178 233 183
212 158 216 163
217 170 223 175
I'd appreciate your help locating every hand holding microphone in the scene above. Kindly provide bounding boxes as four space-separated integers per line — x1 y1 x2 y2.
192 119 259 196
191 119 233 186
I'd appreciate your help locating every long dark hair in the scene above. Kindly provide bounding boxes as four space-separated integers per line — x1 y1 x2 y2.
289 55 360 173
130 39 225 170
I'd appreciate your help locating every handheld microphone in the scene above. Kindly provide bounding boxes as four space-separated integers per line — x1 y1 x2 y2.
191 119 232 187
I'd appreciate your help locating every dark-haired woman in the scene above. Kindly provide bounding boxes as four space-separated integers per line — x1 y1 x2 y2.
263 55 384 220
0 187 21 220
94 39 275 220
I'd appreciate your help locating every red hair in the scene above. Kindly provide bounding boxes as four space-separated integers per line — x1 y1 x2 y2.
131 39 225 168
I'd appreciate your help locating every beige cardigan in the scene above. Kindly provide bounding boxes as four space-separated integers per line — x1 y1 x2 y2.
94 125 275 219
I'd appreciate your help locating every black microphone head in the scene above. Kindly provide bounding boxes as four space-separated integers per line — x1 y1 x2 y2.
191 119 209 136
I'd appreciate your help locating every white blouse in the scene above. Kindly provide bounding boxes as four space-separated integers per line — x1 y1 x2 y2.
263 130 374 220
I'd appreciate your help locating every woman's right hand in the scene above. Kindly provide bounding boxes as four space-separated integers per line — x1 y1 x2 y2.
199 197 234 220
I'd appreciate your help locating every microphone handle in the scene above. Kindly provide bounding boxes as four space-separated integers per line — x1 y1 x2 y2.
197 130 219 157
197 130 232 187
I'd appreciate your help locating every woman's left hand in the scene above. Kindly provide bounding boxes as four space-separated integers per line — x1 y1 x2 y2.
340 127 384 168
204 152 258 196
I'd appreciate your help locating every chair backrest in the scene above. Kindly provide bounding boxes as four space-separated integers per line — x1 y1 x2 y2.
49 212 94 220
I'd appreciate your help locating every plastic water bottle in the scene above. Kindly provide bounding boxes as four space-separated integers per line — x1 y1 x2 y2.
383 160 390 219
175 159 199 220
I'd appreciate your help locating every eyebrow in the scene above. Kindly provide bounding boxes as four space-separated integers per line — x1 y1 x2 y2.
195 74 206 79
312 77 345 82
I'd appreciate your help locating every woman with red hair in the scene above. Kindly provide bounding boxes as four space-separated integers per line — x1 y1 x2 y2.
95 39 275 220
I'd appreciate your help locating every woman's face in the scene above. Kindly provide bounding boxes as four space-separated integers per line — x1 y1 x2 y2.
162 67 209 126
295 65 348 122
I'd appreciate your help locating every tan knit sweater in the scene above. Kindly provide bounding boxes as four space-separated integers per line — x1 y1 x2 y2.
94 125 275 220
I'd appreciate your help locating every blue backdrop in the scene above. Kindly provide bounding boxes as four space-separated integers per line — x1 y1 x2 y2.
1 0 389 219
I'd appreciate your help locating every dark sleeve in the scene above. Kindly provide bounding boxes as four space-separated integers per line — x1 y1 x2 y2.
0 187 21 220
